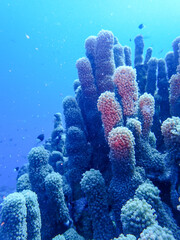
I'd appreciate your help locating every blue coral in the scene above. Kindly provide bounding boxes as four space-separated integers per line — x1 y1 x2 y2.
22 190 41 240
53 228 85 240
0 192 27 240
63 96 85 131
135 181 180 239
81 169 115 240
45 172 70 225
121 198 157 237
114 234 136 240
16 173 31 192
139 224 175 240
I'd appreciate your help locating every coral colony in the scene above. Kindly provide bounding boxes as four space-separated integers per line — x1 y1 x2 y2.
0 30 180 240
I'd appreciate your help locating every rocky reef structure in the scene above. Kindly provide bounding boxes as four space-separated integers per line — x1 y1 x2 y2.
0 30 180 240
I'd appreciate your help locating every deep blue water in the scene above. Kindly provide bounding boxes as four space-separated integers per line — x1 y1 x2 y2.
0 0 179 194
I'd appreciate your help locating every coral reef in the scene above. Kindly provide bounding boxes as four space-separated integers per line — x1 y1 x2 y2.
139 224 175 240
97 91 122 137
0 29 180 240
121 197 157 237
80 169 115 240
113 66 138 117
0 190 41 240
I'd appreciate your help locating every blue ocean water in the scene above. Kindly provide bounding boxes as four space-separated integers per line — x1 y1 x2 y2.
0 0 179 197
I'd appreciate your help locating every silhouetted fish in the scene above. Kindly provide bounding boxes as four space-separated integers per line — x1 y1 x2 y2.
37 133 44 142
158 49 164 54
138 23 144 29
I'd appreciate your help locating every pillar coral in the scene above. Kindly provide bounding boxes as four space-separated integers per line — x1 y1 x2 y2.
97 91 122 137
161 116 180 149
95 30 115 94
85 36 96 74
76 57 98 100
138 93 155 138
113 66 138 117
169 73 180 117
177 43 180 73
108 126 135 163
108 127 144 234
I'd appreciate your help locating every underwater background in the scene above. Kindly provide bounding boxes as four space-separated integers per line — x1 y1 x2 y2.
0 0 180 239
1 0 180 193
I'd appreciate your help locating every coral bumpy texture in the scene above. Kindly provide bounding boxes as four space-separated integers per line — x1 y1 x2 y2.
0 30 180 240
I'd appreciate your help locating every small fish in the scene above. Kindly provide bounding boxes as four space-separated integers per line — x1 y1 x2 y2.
64 220 70 227
158 49 164 54
25 34 30 39
129 38 132 42
63 219 73 228
10 39 16 43
138 23 145 29
14 167 19 172
37 133 44 142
